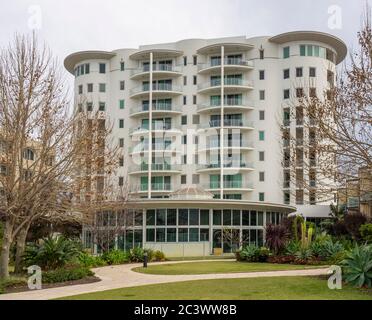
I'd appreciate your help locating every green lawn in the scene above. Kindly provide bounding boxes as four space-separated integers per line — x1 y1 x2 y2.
133 261 327 275
59 276 372 300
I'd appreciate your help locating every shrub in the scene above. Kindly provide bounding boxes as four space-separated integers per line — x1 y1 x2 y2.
285 241 301 256
102 250 129 265
344 213 367 241
239 245 260 262
265 224 289 254
129 247 144 262
294 248 313 264
42 265 94 284
23 236 81 270
342 244 372 288
0 277 27 294
154 250 166 262
319 240 344 260
360 224 372 243
258 247 270 262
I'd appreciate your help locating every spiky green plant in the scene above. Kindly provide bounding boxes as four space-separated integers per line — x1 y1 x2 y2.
342 245 372 288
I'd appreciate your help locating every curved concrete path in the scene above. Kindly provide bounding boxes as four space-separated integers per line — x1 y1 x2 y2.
0 260 329 300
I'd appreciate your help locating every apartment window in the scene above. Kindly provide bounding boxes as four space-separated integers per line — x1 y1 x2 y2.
85 63 90 74
193 75 197 85
296 88 304 98
283 89 290 99
259 151 265 161
99 83 106 92
193 95 197 105
194 154 199 165
283 46 290 59
120 81 125 90
259 131 265 141
119 119 124 128
181 175 187 184
182 135 187 144
259 192 265 201
259 90 265 100
284 192 290 204
309 87 317 98
194 135 199 145
183 76 187 86
192 114 200 124
182 154 187 164
183 96 187 105
181 115 187 125
259 49 264 59
119 177 124 186
99 63 106 74
119 99 125 109
183 56 187 66
309 67 316 77
87 83 93 93
192 174 200 184
193 55 197 65
259 70 265 80
259 172 265 182
119 138 124 148
119 157 124 167
283 69 290 79
77 104 83 112
120 61 125 71
259 110 265 120
99 102 105 111
86 102 93 112
296 67 303 77
78 85 83 94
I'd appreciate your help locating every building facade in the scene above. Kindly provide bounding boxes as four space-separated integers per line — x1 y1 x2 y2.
65 31 347 256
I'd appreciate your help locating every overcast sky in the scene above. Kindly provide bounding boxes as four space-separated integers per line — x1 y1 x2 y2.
0 0 368 76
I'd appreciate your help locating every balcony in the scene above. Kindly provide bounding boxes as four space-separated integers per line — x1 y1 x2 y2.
198 119 254 131
130 83 183 99
196 162 254 173
129 142 181 155
129 163 182 175
197 99 254 113
198 140 254 152
130 103 182 117
130 65 183 80
198 58 254 74
130 183 173 193
203 181 254 191
282 119 291 127
129 123 182 136
197 79 254 94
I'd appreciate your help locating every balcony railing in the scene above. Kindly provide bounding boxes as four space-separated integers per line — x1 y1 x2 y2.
129 142 174 153
197 162 254 170
198 99 254 112
130 83 183 96
130 103 182 115
131 65 182 76
197 79 254 91
140 183 172 192
205 181 254 189
129 163 181 172
130 123 181 134
205 140 254 149
199 119 254 129
198 59 254 71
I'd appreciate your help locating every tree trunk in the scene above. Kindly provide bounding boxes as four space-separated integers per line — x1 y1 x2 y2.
0 220 13 279
14 225 29 274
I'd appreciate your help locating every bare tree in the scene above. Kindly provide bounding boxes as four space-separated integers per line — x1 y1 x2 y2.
0 34 119 278
280 8 372 207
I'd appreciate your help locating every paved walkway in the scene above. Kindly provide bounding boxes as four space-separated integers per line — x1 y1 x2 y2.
0 260 329 300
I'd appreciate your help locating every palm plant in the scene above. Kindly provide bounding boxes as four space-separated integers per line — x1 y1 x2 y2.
265 224 289 255
23 236 80 270
342 245 372 288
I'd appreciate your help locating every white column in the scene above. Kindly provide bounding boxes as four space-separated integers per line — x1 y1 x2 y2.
148 52 153 199
220 46 225 200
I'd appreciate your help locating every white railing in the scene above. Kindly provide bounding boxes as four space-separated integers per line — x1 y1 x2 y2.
198 79 254 91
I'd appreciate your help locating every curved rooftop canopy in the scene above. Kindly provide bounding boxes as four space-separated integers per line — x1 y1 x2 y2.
197 43 254 55
269 31 347 64
64 51 116 74
130 49 184 60
169 186 214 200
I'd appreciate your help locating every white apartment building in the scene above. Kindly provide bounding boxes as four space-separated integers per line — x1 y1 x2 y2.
65 31 347 256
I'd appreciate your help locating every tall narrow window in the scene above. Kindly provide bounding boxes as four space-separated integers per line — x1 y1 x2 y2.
120 81 125 90
259 131 265 141
259 49 264 59
193 75 197 85
120 61 125 71
283 69 290 79
259 110 265 120
259 90 265 100
183 56 187 66
119 100 125 109
119 119 124 128
99 63 106 74
259 70 265 80
283 46 290 59
193 55 197 65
